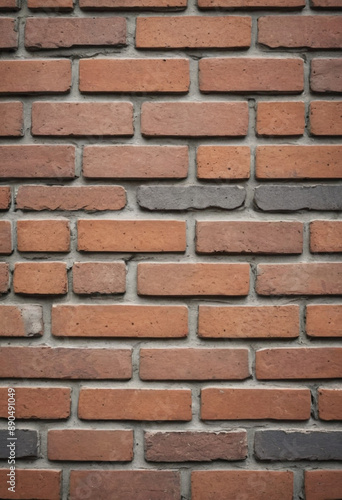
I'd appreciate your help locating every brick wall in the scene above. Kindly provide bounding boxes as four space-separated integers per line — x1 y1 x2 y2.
0 0 341 498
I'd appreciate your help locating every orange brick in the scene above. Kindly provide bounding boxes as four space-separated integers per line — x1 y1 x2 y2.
199 0 303 6
311 59 342 93
318 389 342 420
0 263 9 294
310 101 342 136
78 388 192 420
306 305 342 337
138 263 250 296
257 102 305 136
0 305 43 337
0 18 17 49
305 471 342 500
196 146 250 180
0 0 20 8
28 0 73 8
80 0 186 7
13 262 68 295
0 220 12 254
0 102 22 136
310 220 342 253
73 262 126 294
0 469 61 500
0 187 11 209
17 220 70 253
0 387 70 419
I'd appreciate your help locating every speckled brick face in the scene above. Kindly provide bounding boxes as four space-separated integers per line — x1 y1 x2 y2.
0 0 341 499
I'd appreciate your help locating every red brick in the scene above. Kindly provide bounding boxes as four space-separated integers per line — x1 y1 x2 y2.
17 220 70 253
311 59 342 93
197 146 250 180
141 102 248 137
306 305 342 337
13 262 68 295
256 263 342 295
80 0 186 7
196 221 303 254
0 346 132 379
318 389 342 420
257 102 305 136
0 469 61 500
192 471 293 500
312 0 342 6
78 388 192 420
52 304 188 338
256 145 342 179
310 220 342 253
136 16 251 48
258 16 342 49
80 59 189 93
256 348 342 379
0 387 70 419
0 305 43 337
28 0 74 9
310 101 342 136
305 470 342 500
140 348 249 380
0 102 23 136
83 145 188 179
198 305 299 338
32 102 133 137
0 0 19 8
0 187 11 209
201 388 311 420
25 17 126 49
138 263 250 296
0 59 71 94
78 220 186 252
200 58 304 93
0 145 75 179
0 263 9 294
0 18 17 49
73 262 126 294
199 0 304 7
145 430 247 462
0 220 12 254
48 430 133 461
70 471 180 500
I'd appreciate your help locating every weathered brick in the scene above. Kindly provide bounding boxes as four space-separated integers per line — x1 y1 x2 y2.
257 263 342 295
0 0 19 9
25 17 126 49
17 220 70 253
32 102 133 137
141 102 248 137
0 469 61 500
200 58 303 93
0 305 43 337
201 388 311 420
138 186 246 210
305 470 342 500
198 305 299 338
140 348 249 380
83 145 188 179
0 18 17 49
255 430 342 461
0 263 10 294
0 59 71 94
258 16 342 49
306 305 342 337
145 431 247 462
310 220 342 253
0 145 75 179
138 263 250 296
80 59 189 93
257 102 305 136
197 146 250 180
318 389 342 420
14 262 68 295
0 387 70 419
0 220 12 254
78 388 192 420
0 102 23 136
311 59 342 93
28 0 74 9
255 185 342 211
52 304 188 338
48 430 133 461
73 262 126 294
0 346 132 379
256 348 342 379
256 146 342 179
192 471 293 500
0 187 11 209
70 471 180 500
78 220 186 252
0 430 38 459
136 16 251 48
196 221 303 254
199 0 304 7
80 0 186 8
310 101 342 136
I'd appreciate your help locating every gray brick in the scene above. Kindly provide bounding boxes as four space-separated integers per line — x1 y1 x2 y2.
254 430 342 461
255 185 342 212
138 186 246 211
0 430 38 459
